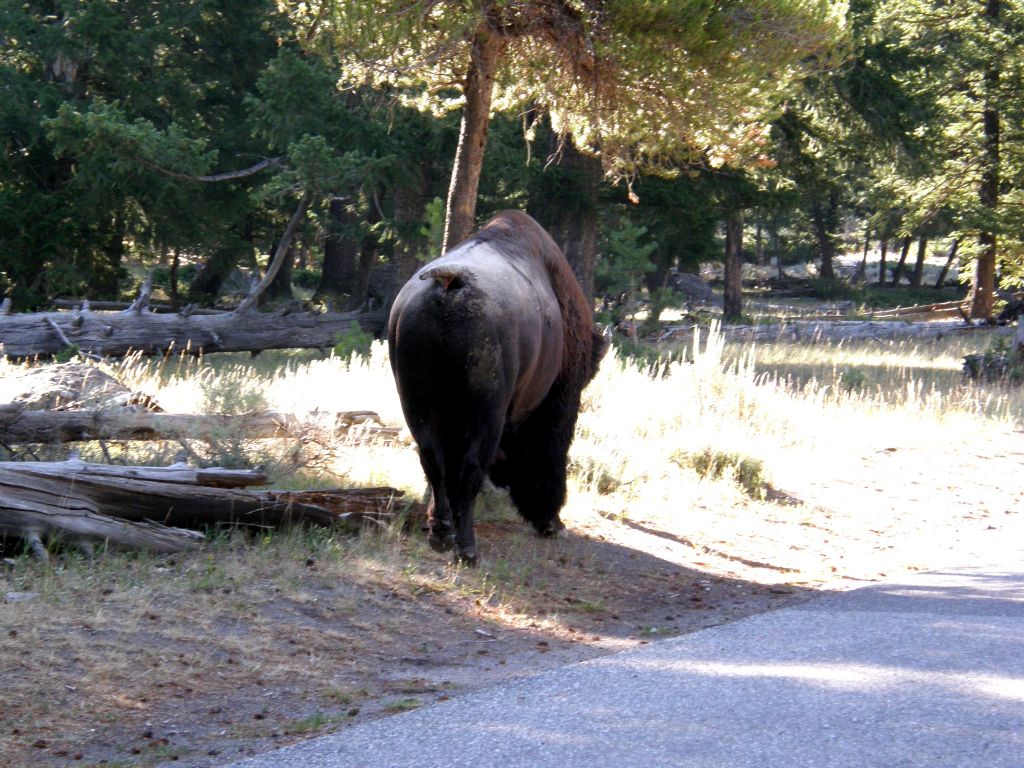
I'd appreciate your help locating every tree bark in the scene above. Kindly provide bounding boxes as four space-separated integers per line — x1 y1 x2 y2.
0 406 399 445
755 215 765 265
911 236 928 287
723 209 744 322
168 247 181 310
771 214 785 281
890 236 913 286
853 226 870 283
316 197 359 309
811 193 838 280
348 205 382 312
877 238 888 287
187 245 246 306
971 0 1000 319
442 24 505 253
0 459 412 557
659 318 997 345
262 242 296 306
934 239 960 288
393 171 429 286
531 134 601 301
0 306 382 358
236 194 309 313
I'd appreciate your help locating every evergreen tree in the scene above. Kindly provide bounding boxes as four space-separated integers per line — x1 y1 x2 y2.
873 0 1024 315
315 0 846 253
0 0 290 308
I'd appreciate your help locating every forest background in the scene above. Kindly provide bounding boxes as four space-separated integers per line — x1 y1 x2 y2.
6 4 1024 764
2 0 1022 324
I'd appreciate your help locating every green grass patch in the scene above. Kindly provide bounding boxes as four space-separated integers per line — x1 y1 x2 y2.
674 449 770 500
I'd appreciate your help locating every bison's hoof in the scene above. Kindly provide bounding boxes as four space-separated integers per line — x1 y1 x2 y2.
428 532 456 553
455 548 479 567
535 517 565 538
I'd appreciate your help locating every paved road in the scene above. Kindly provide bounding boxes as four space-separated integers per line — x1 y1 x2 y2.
222 549 1024 768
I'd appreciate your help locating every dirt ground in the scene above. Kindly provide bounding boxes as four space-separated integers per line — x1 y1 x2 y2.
2 422 1022 768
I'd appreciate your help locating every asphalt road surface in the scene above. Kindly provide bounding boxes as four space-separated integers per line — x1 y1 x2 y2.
220 544 1024 768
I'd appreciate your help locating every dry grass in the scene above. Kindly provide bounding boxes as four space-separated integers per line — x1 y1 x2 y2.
2 323 1022 766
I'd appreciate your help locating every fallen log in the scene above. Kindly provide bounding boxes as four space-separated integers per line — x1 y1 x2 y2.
0 405 402 445
0 458 417 557
0 488 206 560
0 306 386 358
868 300 968 320
658 319 1010 345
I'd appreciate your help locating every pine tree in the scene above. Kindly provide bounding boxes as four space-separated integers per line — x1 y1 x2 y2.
315 0 846 252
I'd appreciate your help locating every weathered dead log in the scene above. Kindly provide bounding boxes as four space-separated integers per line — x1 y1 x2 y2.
0 307 386 358
0 406 402 445
1 459 269 488
868 300 968 320
54 298 174 313
0 458 416 556
659 319 1010 345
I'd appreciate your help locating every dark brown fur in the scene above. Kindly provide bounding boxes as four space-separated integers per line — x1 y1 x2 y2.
388 211 605 562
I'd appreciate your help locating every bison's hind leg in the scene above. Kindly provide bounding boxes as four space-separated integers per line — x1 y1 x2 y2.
498 380 580 538
414 434 457 553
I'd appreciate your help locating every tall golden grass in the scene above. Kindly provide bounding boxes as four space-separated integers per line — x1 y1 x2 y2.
80 323 1020 515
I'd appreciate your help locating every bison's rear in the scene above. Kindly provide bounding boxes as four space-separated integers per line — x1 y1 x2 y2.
388 211 604 563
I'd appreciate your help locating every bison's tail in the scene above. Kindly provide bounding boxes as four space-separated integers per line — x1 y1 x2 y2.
420 266 467 291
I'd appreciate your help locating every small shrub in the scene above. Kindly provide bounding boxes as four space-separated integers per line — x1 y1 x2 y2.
638 288 677 337
612 338 683 376
963 336 1024 383
674 448 769 499
201 374 268 415
839 366 868 391
151 263 198 294
53 345 80 364
292 268 320 291
569 455 620 495
333 326 374 361
596 221 658 324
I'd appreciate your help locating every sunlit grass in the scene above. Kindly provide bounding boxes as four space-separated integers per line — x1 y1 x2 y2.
572 324 1011 510
80 323 1023 507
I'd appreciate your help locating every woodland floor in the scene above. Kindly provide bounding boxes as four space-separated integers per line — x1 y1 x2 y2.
2 378 1023 767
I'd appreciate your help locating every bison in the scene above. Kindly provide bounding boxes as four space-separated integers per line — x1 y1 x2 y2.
388 210 606 563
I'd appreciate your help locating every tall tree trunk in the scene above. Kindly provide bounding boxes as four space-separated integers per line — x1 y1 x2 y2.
971 0 1000 319
877 238 888 287
754 215 765 265
168 247 181 310
350 223 379 312
442 25 505 253
316 197 358 309
96 214 126 298
934 239 959 288
237 194 309 313
890 236 912 286
531 134 601 302
853 226 870 283
386 166 431 316
811 192 838 280
771 213 785 281
188 247 242 306
910 236 928 287
262 243 295 306
723 209 744 322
